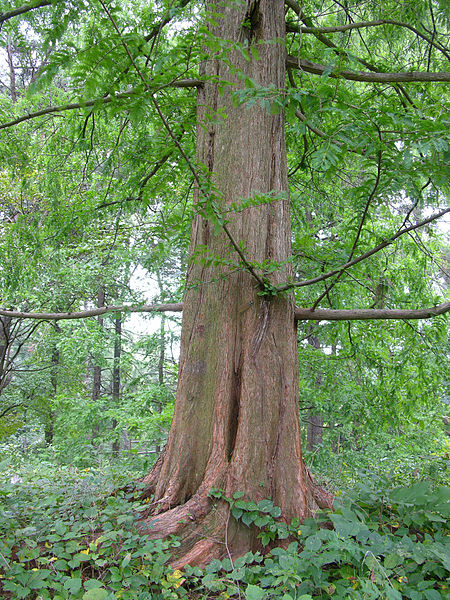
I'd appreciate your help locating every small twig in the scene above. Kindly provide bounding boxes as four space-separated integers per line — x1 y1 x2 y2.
0 549 11 570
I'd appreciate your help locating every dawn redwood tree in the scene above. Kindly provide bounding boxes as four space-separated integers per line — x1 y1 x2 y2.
0 0 449 567
137 0 333 565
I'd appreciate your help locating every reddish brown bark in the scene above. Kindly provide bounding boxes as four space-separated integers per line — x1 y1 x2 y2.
137 0 332 566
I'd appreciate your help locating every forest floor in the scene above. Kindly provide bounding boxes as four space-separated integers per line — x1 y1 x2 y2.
0 450 448 600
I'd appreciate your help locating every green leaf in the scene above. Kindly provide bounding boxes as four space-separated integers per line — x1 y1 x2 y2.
120 552 132 569
423 591 443 600
246 584 266 600
257 499 274 512
242 511 256 526
3 582 31 599
84 579 105 590
304 534 321 552
386 589 402 600
82 589 109 600
269 506 282 518
384 553 402 569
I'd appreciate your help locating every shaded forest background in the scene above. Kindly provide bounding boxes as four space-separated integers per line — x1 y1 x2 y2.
0 0 448 484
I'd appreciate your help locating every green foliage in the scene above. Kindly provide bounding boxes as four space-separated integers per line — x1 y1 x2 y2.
1 464 448 600
194 483 450 600
0 462 182 600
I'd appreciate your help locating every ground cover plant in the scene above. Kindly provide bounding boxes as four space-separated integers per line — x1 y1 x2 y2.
0 455 448 600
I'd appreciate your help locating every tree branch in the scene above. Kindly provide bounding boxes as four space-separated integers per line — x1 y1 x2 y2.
294 303 450 321
287 55 450 83
0 0 51 28
0 303 183 321
143 0 192 44
0 79 201 131
286 20 450 62
1 300 448 323
0 403 23 419
277 207 450 293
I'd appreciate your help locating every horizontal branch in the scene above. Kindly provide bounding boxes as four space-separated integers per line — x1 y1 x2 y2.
0 79 202 131
1 300 448 323
287 55 450 83
0 0 51 27
295 303 450 321
0 303 183 321
286 20 450 62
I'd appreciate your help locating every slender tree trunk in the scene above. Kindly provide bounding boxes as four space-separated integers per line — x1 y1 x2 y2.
6 38 17 103
111 313 121 455
92 288 105 445
158 314 165 388
306 330 323 451
307 413 323 451
45 324 60 445
154 271 167 452
138 0 332 566
0 316 12 396
153 313 166 453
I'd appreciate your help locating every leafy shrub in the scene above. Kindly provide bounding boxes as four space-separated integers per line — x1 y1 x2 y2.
201 483 449 600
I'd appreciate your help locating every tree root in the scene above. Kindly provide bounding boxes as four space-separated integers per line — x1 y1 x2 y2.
135 471 333 568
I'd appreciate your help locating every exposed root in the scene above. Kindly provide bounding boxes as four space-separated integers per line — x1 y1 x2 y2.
171 538 223 569
135 471 333 569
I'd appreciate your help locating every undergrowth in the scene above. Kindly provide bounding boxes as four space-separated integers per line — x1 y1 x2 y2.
0 462 448 600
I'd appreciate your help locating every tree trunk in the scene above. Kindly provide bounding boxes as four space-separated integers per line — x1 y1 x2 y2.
0 316 12 396
306 412 323 451
111 313 121 455
158 313 165 388
92 288 105 445
138 0 332 566
45 323 60 445
306 329 323 451
6 38 17 103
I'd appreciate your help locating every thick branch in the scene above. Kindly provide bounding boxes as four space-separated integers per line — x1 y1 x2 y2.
1 300 448 323
0 79 202 131
295 303 450 321
0 1 51 27
287 56 450 83
0 303 183 321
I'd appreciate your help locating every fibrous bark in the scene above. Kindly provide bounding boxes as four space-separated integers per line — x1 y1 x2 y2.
137 0 332 567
